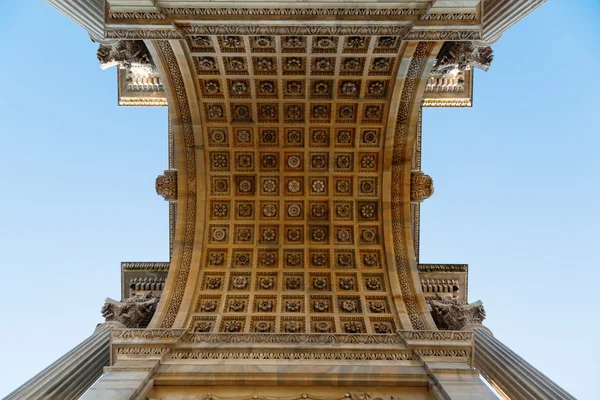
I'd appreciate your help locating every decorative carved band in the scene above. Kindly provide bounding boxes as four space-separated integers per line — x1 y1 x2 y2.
121 262 170 271
154 41 197 329
391 42 434 330
169 351 414 361
422 98 472 108
105 26 481 41
418 264 468 273
118 98 168 107
111 330 472 343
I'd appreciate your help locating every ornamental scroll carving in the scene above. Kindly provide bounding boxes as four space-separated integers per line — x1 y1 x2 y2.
410 171 434 203
147 393 406 400
429 296 486 330
431 41 493 76
155 170 177 201
101 293 159 328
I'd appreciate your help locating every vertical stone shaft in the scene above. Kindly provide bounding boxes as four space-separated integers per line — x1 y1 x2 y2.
4 324 111 400
473 328 576 400
45 0 105 41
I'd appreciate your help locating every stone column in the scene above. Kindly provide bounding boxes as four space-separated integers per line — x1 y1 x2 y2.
3 322 120 400
45 0 105 42
429 298 575 399
471 326 576 400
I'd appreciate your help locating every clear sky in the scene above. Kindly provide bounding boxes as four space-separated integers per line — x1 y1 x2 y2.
0 1 598 399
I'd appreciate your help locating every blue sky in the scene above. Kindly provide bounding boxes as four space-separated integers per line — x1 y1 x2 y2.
0 1 598 399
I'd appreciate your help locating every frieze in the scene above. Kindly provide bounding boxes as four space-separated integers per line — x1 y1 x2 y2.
400 330 472 341
106 30 184 39
162 7 426 18
180 333 404 344
109 11 167 20
169 351 414 361
111 328 186 340
421 13 477 21
111 331 472 344
404 31 481 41
414 349 470 358
149 393 409 400
108 7 480 22
104 26 482 42
178 25 410 37
117 347 169 355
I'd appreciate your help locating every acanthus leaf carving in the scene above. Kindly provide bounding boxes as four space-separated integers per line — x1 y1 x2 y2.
410 171 434 203
431 41 493 77
429 296 486 330
156 170 178 201
101 293 160 328
97 40 157 75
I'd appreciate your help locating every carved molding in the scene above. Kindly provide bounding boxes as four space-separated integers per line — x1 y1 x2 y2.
151 41 198 329
155 170 178 201
418 264 468 273
410 171 434 203
110 330 471 343
147 392 412 400
422 98 472 108
118 98 168 107
389 42 436 330
168 351 414 361
121 262 170 271
104 26 483 41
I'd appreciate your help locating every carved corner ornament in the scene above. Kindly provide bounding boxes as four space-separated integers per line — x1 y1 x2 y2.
429 296 486 330
101 293 160 328
431 41 493 77
156 170 177 201
410 171 434 203
97 39 156 75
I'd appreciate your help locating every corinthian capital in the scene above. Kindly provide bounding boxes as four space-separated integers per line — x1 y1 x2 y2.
431 41 493 77
101 293 160 329
429 296 486 330
97 40 156 75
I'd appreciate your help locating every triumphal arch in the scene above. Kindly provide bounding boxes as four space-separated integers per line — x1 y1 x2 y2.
6 1 576 399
